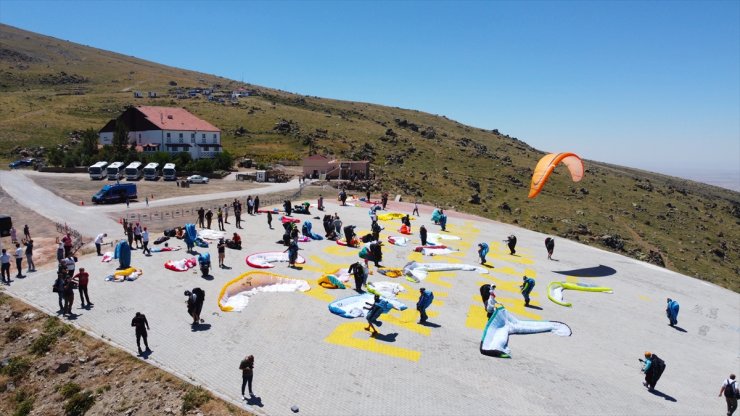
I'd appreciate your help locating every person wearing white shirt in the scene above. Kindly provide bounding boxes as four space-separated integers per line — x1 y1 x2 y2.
0 249 11 284
14 243 24 278
719 374 738 416
95 233 107 256
141 227 151 256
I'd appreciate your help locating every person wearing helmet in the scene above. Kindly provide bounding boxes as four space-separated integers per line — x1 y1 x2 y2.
640 351 666 391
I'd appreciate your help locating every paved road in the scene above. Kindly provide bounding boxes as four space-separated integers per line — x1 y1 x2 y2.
1 172 738 416
0 170 122 237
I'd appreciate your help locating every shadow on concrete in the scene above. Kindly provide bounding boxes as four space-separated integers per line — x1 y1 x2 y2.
191 323 211 332
138 349 153 359
419 321 441 328
554 265 617 277
200 274 214 281
649 389 677 402
246 395 264 407
525 305 543 310
670 325 688 333
371 332 398 342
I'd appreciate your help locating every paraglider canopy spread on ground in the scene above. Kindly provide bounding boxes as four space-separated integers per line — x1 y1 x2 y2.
529 152 584 198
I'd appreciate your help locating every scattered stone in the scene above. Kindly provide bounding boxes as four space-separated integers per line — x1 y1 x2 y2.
23 312 37 320
468 194 481 204
78 357 88 364
164 407 174 414
498 202 512 213
291 405 300 413
646 250 666 267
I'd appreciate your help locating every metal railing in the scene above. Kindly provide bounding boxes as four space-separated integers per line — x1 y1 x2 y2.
118 181 315 224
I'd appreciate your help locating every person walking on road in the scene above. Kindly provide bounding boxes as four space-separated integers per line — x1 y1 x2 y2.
53 267 65 311
197 207 205 228
254 196 260 214
640 352 666 391
1 249 11 285
364 294 383 335
506 235 517 255
10 226 17 244
23 238 35 273
23 224 30 240
417 288 434 324
217 238 226 268
131 312 151 355
223 204 229 224
56 242 64 264
420 225 428 246
477 243 489 265
348 261 368 293
133 223 143 249
75 267 92 308
267 211 273 229
666 298 680 327
205 209 213 229
719 374 738 416
126 223 134 248
240 355 255 399
142 227 151 256
95 233 107 256
412 201 420 216
62 232 73 258
217 207 224 231
14 243 24 278
62 274 76 316
545 237 555 260
520 276 536 307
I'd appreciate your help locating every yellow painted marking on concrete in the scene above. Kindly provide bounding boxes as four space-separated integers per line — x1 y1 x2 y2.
385 309 432 335
322 244 358 257
422 271 457 289
639 295 651 302
496 296 542 320
565 275 579 283
307 255 343 269
465 304 488 329
324 322 421 362
407 251 425 262
524 269 537 278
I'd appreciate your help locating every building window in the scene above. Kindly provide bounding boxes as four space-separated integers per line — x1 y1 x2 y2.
179 133 183 139
191 137 195 143
203 146 209 151
201 137 206 143
202 133 206 139
212 137 217 144
212 134 217 139
166 137 171 144
191 133 195 139
138 134 141 139
166 132 171 138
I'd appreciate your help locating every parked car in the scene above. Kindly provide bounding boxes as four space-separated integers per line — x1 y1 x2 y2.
187 175 209 184
9 158 35 169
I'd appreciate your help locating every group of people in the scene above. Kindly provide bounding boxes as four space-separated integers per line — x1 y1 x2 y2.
1 228 35 284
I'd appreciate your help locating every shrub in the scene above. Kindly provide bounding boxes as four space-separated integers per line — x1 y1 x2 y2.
181 386 211 414
58 382 82 399
64 391 95 416
0 356 31 379
14 389 35 416
6 325 25 342
29 333 57 355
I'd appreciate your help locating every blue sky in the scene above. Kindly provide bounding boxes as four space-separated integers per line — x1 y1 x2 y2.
1 0 739 186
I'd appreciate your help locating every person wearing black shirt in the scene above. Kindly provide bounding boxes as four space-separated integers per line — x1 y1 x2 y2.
131 312 150 355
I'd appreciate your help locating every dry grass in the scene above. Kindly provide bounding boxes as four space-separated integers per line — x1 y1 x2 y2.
0 293 252 416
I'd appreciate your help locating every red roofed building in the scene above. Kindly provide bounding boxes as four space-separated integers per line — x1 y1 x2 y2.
99 106 222 159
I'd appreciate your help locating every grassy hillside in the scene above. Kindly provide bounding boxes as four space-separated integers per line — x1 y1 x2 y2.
1 24 738 291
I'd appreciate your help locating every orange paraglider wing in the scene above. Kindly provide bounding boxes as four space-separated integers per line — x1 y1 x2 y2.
528 152 584 198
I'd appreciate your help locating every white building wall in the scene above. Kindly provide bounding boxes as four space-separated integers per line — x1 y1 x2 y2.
100 127 221 159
